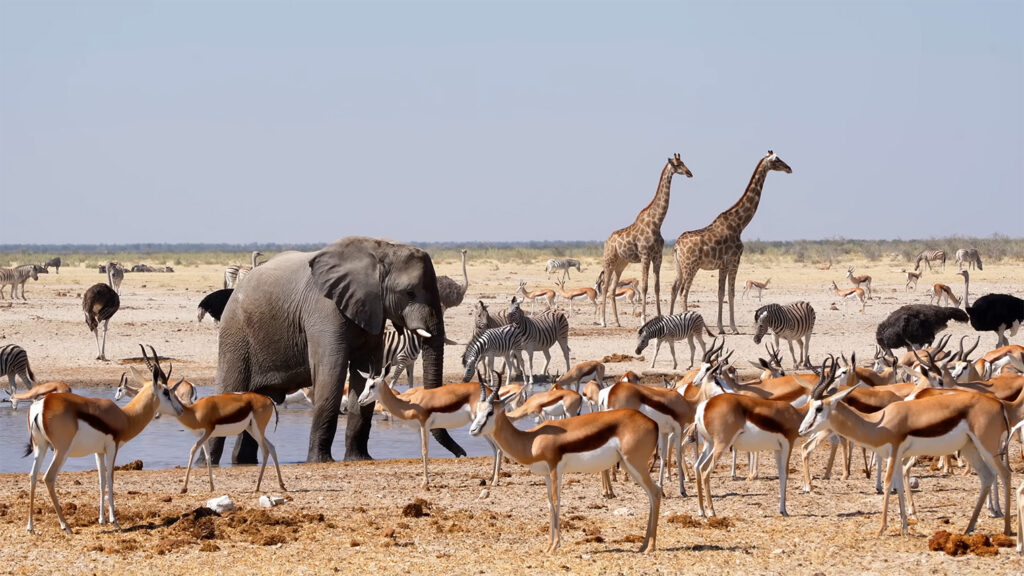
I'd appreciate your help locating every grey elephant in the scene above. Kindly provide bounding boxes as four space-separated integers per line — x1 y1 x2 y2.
207 236 465 464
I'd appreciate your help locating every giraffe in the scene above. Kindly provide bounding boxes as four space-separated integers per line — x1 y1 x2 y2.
669 151 792 334
598 154 693 327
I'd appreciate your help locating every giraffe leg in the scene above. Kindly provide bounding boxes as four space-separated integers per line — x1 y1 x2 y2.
715 270 728 335
639 255 652 325
726 265 739 334
652 249 663 318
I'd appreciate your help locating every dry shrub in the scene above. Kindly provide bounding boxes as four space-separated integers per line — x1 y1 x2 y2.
666 513 701 528
706 517 733 529
990 533 1014 547
616 534 643 543
114 460 143 471
117 538 140 553
401 498 432 518
155 537 193 555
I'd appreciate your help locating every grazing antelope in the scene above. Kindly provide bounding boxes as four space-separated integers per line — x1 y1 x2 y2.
845 267 872 299
901 269 921 291
550 360 605 394
505 382 582 424
929 283 960 307
358 370 510 487
515 281 555 313
829 280 866 313
741 278 770 301
115 370 198 412
469 382 662 553
553 278 598 317
693 359 838 517
3 381 71 411
25 364 183 534
799 365 1012 536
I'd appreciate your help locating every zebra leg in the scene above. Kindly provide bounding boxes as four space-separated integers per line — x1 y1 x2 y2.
667 340 678 370
802 334 812 368
539 349 552 376
786 339 798 369
686 337 696 370
651 340 662 368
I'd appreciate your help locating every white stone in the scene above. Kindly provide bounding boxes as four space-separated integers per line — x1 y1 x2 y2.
478 489 490 500
206 495 235 514
909 477 920 490
612 507 634 517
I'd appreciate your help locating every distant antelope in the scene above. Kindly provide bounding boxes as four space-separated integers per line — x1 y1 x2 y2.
845 267 872 299
514 281 555 314
914 249 946 272
930 283 961 307
742 278 770 301
901 269 921 291
829 280 865 313
553 278 598 317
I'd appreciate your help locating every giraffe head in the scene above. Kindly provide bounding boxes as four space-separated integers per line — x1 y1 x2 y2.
763 150 792 174
668 153 693 178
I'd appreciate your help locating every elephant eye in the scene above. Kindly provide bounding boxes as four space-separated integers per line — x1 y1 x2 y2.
406 289 416 299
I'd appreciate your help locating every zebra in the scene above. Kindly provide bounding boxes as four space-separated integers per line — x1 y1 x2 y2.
0 264 46 300
507 297 570 386
0 344 36 396
462 325 526 388
545 258 581 281
225 251 264 288
956 248 983 271
43 257 62 274
106 262 124 294
473 300 509 337
752 301 816 369
380 326 424 388
635 312 716 370
914 249 946 272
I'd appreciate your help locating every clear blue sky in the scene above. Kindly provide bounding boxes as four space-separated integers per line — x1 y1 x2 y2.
1 1 1020 245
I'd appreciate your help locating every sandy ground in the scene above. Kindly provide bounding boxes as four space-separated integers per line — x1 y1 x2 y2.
0 253 1022 574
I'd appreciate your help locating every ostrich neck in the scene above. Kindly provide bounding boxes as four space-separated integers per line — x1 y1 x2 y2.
637 162 677 229
461 252 468 288
720 158 770 230
251 252 259 268
962 275 970 308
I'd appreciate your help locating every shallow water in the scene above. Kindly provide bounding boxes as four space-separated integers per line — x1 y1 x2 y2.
0 386 495 474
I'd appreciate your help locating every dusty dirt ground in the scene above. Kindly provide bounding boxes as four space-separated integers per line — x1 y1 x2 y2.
0 253 1022 574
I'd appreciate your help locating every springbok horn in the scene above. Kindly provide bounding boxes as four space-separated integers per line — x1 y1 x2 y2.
478 381 488 403
964 336 980 360
139 344 155 371
149 345 163 376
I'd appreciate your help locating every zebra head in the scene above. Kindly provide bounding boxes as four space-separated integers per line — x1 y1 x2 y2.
473 301 490 333
751 304 777 345
634 317 660 355
507 297 524 325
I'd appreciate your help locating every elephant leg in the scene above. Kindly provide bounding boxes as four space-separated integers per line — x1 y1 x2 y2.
343 364 375 461
233 432 260 465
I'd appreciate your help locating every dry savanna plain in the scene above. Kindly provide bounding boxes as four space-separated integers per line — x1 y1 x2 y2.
0 250 1022 575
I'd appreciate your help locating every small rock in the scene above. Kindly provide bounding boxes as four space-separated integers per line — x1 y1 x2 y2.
613 507 634 517
479 489 490 500
206 495 235 514
259 495 287 508
771 548 785 555
909 477 920 489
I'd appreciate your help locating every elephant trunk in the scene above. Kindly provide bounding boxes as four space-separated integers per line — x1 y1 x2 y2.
422 318 467 457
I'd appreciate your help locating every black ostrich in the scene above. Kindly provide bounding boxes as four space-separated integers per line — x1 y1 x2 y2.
958 270 1024 347
197 288 234 323
875 304 969 358
82 282 120 361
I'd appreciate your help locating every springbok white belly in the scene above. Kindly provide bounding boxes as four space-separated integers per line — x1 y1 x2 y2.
900 421 970 458
66 423 116 458
540 401 569 420
638 405 681 436
425 403 472 430
560 438 622 475
732 421 787 452
597 387 612 411
190 415 256 439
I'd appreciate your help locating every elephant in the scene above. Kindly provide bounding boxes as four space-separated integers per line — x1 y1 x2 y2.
207 236 466 464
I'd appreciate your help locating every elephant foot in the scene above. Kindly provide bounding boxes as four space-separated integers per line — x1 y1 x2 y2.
341 452 370 462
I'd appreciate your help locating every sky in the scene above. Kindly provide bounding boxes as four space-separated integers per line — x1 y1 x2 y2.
1 1 1021 245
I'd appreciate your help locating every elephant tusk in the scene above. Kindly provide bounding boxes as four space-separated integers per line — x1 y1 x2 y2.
415 329 432 339
443 337 462 346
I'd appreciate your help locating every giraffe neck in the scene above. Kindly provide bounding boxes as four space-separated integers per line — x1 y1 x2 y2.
636 161 677 230
718 157 771 231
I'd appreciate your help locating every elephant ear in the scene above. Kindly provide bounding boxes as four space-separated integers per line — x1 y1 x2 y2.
308 240 385 334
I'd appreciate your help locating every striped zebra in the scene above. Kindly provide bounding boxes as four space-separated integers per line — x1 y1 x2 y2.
225 251 264 289
473 300 509 337
507 297 570 384
956 248 983 271
106 262 124 294
381 327 423 388
0 264 46 300
545 258 581 281
752 301 816 368
914 249 946 272
635 312 715 369
43 257 61 274
0 344 36 396
462 325 526 388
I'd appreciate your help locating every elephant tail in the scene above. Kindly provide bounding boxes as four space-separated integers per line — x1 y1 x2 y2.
431 428 467 458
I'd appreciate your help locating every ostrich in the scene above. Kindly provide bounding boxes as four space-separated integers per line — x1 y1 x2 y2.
106 261 124 294
437 249 468 312
197 288 234 323
960 270 1024 347
875 304 969 359
82 277 121 361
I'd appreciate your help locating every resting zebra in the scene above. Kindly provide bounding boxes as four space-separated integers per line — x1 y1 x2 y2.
914 249 946 272
752 301 816 368
0 343 35 396
462 325 526 388
508 297 570 385
635 312 715 369
0 264 46 300
955 248 983 271
545 258 581 281
43 257 61 274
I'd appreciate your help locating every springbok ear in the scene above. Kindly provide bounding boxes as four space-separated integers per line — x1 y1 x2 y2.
826 384 859 404
309 238 385 334
129 365 149 385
